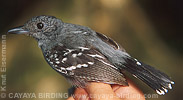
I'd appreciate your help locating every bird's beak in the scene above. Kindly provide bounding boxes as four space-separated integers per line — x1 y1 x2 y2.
7 26 29 34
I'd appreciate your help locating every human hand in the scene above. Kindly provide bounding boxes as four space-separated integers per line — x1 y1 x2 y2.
67 79 145 100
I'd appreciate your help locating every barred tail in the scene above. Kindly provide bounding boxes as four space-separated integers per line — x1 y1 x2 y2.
123 58 174 95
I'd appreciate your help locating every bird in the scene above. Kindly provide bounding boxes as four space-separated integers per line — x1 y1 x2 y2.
8 15 174 95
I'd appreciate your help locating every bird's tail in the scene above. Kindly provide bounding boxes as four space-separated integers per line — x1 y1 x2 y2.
123 58 174 95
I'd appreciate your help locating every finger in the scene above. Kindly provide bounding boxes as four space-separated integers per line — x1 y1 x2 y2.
86 82 121 100
74 88 89 100
112 79 145 100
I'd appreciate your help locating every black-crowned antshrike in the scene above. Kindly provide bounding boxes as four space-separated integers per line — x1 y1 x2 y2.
8 15 174 95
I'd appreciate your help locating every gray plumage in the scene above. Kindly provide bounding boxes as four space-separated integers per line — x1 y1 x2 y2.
8 15 174 95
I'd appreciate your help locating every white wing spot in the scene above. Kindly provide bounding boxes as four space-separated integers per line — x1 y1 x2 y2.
57 67 67 74
72 54 77 58
134 58 141 66
62 58 67 63
87 54 104 59
88 62 94 65
73 31 82 34
82 32 87 34
66 66 76 71
50 55 53 58
132 74 137 78
78 47 90 51
64 49 74 56
77 52 82 56
56 61 60 64
66 64 89 71
136 61 141 66
76 64 82 68
54 54 58 58
76 64 88 68
82 64 88 67
61 67 66 70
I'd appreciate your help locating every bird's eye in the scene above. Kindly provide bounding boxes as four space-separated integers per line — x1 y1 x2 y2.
37 22 44 29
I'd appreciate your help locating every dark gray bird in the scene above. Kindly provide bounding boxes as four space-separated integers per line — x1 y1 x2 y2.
8 15 174 95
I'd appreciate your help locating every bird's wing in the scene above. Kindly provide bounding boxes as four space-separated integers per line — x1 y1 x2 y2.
95 32 174 95
96 32 126 52
44 45 128 87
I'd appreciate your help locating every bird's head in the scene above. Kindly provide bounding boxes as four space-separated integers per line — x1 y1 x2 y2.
8 15 63 41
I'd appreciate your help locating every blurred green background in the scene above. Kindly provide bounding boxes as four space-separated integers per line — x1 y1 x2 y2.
0 0 182 100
